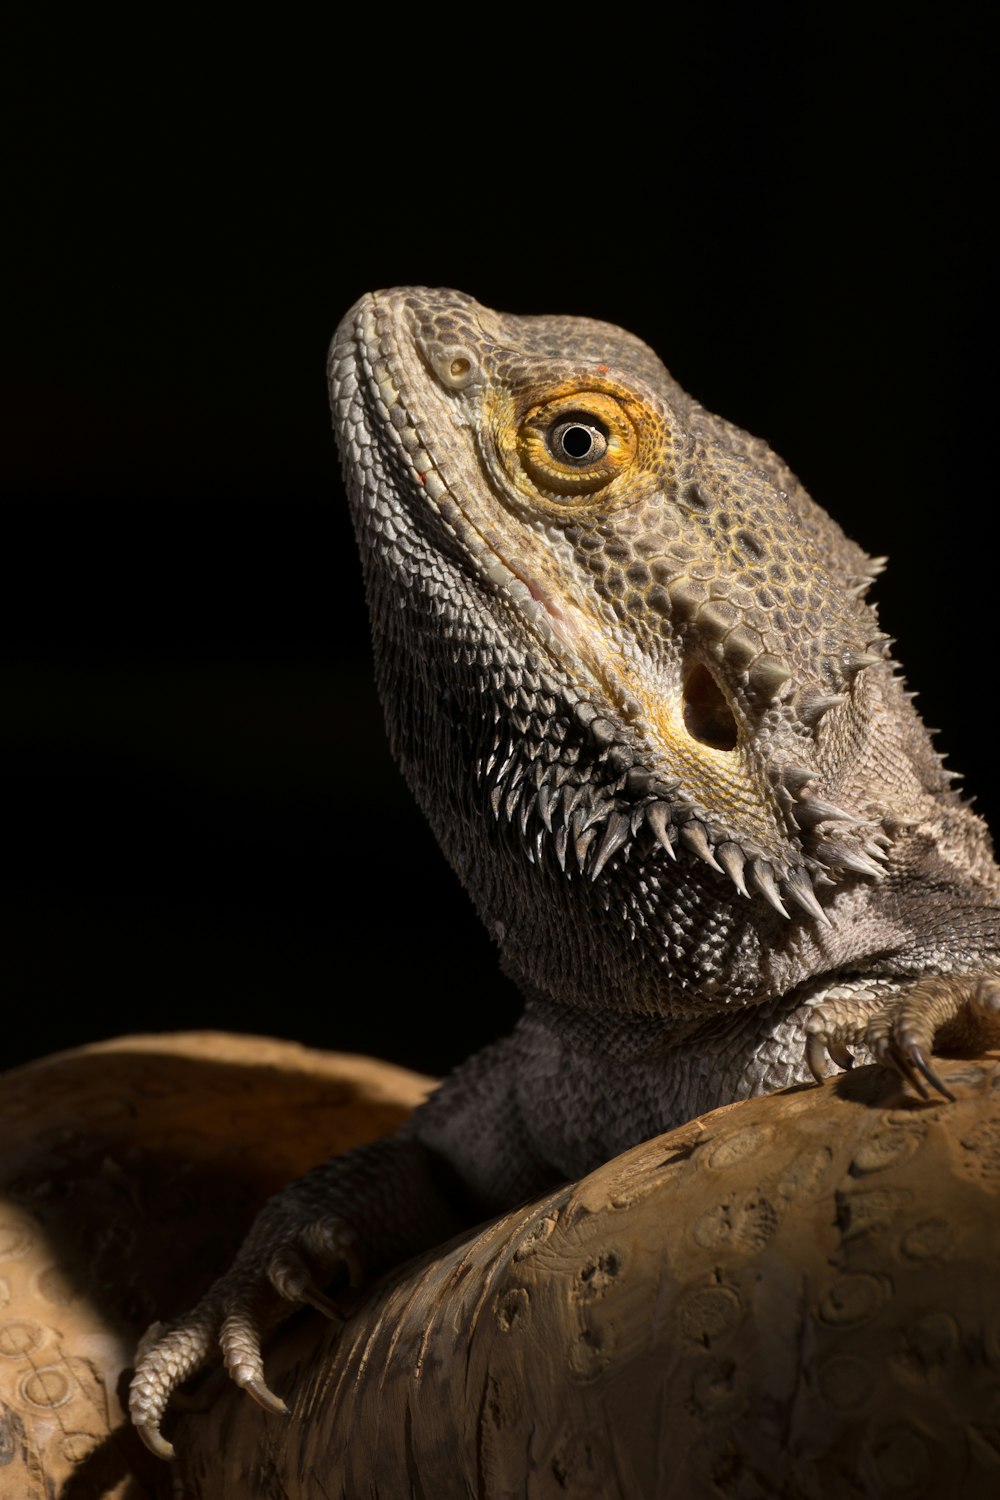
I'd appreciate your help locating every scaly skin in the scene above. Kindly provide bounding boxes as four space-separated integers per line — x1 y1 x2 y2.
130 289 1000 1457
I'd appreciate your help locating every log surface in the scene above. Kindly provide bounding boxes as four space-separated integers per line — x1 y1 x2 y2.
1 1036 998 1498
172 1052 1000 1499
0 1032 430 1499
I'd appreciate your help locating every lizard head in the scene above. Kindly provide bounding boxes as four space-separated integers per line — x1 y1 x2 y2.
329 287 998 1023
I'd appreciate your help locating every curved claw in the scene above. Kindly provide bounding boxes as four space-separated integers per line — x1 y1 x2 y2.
908 1045 957 1102
828 1038 855 1071
135 1421 176 1461
240 1376 290 1416
805 1032 831 1085
805 1030 855 1084
297 1281 347 1321
879 1040 931 1099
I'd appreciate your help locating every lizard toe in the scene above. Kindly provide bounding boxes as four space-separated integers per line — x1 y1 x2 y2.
867 985 952 1099
267 1244 346 1319
218 1294 289 1414
868 974 1000 1100
802 987 885 1081
267 1215 365 1301
805 1029 856 1083
129 1303 221 1459
802 974 1000 1096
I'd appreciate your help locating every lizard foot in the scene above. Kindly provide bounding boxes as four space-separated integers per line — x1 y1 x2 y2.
128 1212 363 1459
804 974 1000 1100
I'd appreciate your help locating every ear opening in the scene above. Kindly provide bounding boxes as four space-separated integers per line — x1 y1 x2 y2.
683 662 738 752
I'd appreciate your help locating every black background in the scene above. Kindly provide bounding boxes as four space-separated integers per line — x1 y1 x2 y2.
4 17 995 1078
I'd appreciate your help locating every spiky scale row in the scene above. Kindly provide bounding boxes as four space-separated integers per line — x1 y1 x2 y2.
811 840 888 880
481 721 861 926
476 651 918 926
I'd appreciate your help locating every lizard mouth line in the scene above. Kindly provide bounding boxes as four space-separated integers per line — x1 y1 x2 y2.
516 570 566 621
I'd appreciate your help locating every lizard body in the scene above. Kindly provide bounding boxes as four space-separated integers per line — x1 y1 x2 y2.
130 289 1000 1457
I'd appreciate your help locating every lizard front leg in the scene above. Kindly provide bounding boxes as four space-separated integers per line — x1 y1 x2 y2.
128 1032 557 1460
128 1127 465 1458
804 973 1000 1099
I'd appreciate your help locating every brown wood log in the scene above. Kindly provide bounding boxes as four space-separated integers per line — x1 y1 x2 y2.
1 1036 998 1498
0 1033 431 1499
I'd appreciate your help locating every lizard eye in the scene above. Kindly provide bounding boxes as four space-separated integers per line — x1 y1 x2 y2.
548 417 609 466
516 391 636 499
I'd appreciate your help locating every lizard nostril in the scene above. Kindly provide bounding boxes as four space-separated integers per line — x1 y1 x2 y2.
683 664 738 751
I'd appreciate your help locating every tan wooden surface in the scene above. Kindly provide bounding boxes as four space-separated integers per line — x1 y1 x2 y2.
1 1036 997 1498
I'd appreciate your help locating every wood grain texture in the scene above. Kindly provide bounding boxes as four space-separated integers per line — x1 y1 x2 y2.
172 1052 1000 1498
1 1036 998 1497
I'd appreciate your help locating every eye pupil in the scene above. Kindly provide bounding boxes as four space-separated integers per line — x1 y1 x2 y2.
550 417 608 465
561 425 594 458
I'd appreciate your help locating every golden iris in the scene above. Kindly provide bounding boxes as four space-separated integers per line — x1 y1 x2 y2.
517 391 637 497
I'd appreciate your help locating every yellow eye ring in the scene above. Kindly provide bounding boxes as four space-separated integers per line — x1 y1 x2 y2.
517 391 637 497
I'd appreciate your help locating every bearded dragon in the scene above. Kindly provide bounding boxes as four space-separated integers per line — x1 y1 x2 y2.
130 288 1000 1458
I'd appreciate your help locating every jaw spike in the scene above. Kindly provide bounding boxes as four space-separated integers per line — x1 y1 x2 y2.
749 654 793 699
645 802 676 859
561 782 585 819
779 765 818 794
882 812 921 834
623 768 656 797
716 842 750 898
843 650 884 679
679 821 724 873
573 824 597 873
577 799 607 834
792 796 866 830
782 868 833 927
526 829 539 864
812 840 888 880
590 813 630 880
750 860 790 918
798 692 847 728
